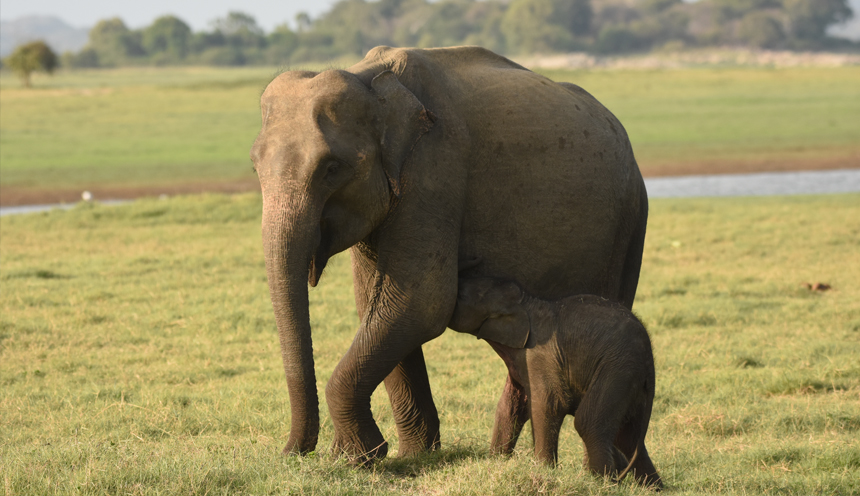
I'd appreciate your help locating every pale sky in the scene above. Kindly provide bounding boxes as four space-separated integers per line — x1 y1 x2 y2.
0 0 341 31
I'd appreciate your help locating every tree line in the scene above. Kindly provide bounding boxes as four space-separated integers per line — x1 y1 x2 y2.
12 0 860 71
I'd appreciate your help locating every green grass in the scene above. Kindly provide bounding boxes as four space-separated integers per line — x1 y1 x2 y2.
540 66 860 166
0 67 276 189
1 193 859 495
2 65 859 190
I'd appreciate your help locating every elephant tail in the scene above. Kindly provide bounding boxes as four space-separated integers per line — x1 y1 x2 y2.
615 445 639 483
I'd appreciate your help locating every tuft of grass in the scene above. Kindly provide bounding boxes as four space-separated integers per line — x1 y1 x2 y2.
1 193 859 494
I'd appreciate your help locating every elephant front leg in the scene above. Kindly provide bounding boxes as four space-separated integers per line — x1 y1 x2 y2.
325 272 453 463
326 323 446 463
350 247 441 458
490 373 529 455
528 379 567 466
384 347 441 456
331 181 461 462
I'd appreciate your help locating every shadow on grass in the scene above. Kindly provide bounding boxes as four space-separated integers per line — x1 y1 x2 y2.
278 443 491 470
1 269 72 280
374 445 493 477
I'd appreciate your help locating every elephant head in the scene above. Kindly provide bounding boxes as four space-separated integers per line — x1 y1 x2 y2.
250 69 434 453
449 277 531 349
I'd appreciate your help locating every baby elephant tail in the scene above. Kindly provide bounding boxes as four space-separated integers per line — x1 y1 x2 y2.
614 446 639 483
614 441 663 489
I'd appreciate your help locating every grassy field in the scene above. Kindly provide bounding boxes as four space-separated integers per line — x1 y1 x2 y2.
543 66 860 167
2 64 859 192
0 67 277 190
1 193 858 495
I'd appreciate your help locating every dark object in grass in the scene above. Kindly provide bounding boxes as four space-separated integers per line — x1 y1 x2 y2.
449 276 662 489
801 282 832 291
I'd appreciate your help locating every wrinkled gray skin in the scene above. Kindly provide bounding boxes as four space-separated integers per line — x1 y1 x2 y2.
250 46 648 462
448 277 661 488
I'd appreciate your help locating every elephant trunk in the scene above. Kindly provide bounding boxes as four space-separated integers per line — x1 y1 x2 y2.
262 197 321 455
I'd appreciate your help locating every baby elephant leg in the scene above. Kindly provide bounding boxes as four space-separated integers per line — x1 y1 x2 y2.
490 373 529 455
528 378 568 466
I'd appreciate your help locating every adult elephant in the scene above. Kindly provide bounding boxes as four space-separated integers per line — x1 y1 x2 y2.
250 46 648 462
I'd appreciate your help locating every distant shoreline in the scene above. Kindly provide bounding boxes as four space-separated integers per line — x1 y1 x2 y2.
2 157 858 208
3 169 859 217
516 48 860 70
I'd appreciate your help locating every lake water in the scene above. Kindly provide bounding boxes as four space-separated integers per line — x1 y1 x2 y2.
2 169 859 217
644 168 860 198
0 200 129 217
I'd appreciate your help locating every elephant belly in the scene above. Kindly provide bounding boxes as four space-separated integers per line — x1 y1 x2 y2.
459 194 624 301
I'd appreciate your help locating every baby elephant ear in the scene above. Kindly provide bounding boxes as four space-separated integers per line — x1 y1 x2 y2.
476 282 530 349
371 71 435 197
478 309 531 349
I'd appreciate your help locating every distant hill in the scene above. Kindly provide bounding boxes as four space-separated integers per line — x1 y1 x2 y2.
0 16 88 57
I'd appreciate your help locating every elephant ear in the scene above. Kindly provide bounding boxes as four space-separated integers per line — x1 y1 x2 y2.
371 71 435 198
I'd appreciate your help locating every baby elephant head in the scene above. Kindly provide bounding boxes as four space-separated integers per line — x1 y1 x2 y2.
449 277 531 349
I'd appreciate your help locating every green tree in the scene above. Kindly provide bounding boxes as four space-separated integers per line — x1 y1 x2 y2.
267 24 300 64
782 0 853 41
295 12 313 33
87 18 145 66
3 40 58 87
502 0 591 54
641 0 684 15
461 1 508 53
738 11 786 48
61 47 99 68
415 1 475 48
555 0 593 36
199 12 267 65
212 11 266 47
711 0 782 17
311 0 384 57
594 24 642 53
143 15 192 63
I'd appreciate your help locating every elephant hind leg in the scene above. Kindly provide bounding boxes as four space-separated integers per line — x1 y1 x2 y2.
577 432 617 477
384 347 441 457
574 386 628 478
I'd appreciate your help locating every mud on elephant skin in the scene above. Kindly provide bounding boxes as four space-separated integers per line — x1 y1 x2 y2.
449 276 662 488
250 45 648 463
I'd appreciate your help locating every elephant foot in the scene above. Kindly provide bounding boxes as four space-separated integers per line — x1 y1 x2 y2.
396 428 440 458
331 430 389 465
281 432 318 456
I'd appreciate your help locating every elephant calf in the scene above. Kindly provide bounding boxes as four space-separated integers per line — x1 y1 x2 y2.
448 277 661 488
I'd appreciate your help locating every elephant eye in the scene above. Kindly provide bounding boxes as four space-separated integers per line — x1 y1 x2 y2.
322 159 353 186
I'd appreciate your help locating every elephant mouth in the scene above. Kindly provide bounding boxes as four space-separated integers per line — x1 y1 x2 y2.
307 225 332 287
308 252 329 287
